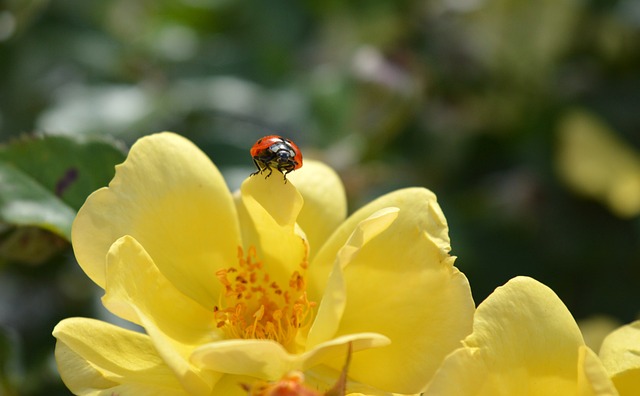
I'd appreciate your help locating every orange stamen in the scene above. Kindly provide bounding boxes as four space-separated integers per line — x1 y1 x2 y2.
213 245 316 351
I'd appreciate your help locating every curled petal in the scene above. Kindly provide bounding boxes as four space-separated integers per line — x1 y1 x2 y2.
102 236 221 395
190 333 389 382
310 188 473 394
191 339 295 381
287 160 348 260
237 174 307 288
577 346 619 396
300 333 390 372
309 187 451 301
307 207 399 349
53 318 185 394
599 320 640 395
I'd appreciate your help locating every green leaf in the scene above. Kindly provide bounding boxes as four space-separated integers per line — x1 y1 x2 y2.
0 135 126 240
0 163 76 238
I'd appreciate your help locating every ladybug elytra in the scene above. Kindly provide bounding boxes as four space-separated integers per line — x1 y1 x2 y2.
250 135 303 181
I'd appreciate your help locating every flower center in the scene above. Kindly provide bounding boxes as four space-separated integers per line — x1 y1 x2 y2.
213 245 315 350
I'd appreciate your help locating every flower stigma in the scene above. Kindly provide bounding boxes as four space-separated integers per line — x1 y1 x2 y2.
214 245 316 351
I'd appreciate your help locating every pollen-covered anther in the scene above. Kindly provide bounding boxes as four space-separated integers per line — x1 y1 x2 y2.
213 245 316 349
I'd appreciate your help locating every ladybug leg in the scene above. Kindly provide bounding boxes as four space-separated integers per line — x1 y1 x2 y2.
277 162 295 183
250 159 263 177
264 166 273 179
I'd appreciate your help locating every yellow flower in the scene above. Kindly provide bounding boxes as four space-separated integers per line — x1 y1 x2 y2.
556 110 640 218
599 321 640 395
423 276 618 396
52 132 474 395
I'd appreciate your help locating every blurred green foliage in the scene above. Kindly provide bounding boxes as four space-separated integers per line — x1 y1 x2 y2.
0 135 126 239
1 0 640 394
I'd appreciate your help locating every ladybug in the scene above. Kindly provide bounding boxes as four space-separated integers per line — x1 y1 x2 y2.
250 135 303 181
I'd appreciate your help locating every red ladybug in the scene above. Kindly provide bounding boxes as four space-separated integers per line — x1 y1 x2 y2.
250 135 303 181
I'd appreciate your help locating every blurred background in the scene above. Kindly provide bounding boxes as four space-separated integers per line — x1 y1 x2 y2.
1 0 640 394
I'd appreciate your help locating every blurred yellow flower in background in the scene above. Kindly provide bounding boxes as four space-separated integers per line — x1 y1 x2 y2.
52 132 474 395
423 276 619 396
557 110 640 218
579 315 622 354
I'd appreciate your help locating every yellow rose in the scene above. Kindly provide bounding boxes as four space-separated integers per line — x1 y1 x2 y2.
53 132 474 395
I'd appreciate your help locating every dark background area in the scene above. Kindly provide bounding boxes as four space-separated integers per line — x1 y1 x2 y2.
1 0 640 394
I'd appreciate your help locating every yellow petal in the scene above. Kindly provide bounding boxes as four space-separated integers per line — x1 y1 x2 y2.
599 321 640 395
237 173 307 287
286 160 348 260
300 333 390 372
211 374 263 396
101 236 221 395
242 168 304 228
53 317 184 394
190 333 389 381
72 132 241 308
82 382 189 396
309 187 451 299
465 276 584 368
310 188 473 394
191 339 297 380
424 276 588 395
577 346 619 396
306 364 400 396
306 208 399 349
420 347 490 395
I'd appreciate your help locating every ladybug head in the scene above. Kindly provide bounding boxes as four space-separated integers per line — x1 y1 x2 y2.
277 149 292 160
